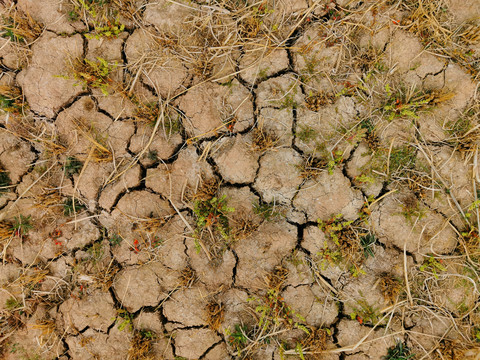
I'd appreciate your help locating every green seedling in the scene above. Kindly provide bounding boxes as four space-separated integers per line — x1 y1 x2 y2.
11 214 33 238
295 125 317 142
64 157 83 175
360 233 376 258
114 309 133 332
350 298 381 325
226 324 249 353
419 255 447 279
253 201 280 221
63 197 87 216
383 341 415 360
109 234 122 246
0 170 12 195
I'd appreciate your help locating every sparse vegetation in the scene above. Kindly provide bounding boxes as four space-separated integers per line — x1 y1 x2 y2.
64 156 83 175
2 0 480 359
383 341 415 360
11 215 33 239
63 197 87 216
71 57 118 95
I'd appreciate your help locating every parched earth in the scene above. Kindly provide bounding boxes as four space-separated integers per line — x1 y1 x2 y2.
1 0 480 359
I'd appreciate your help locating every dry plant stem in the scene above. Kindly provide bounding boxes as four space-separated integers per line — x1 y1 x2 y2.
71 146 94 229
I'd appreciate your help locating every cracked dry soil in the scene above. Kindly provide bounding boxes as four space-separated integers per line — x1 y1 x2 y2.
1 0 480 359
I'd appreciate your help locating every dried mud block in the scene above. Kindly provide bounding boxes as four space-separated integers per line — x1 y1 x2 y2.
256 75 303 109
234 220 296 289
363 246 413 278
178 80 254 138
276 0 308 14
56 96 135 157
337 320 395 360
295 97 358 155
427 260 479 315
210 134 260 184
59 290 116 333
293 169 364 222
17 0 86 34
114 190 173 219
163 285 209 328
74 162 111 204
129 122 183 166
87 34 127 62
253 148 303 204
448 0 480 22
66 326 131 360
125 28 188 98
258 107 294 147
0 264 22 312
145 146 215 207
0 130 35 183
346 142 383 198
186 241 236 289
113 262 181 312
283 251 315 287
218 288 250 331
282 284 338 326
371 191 457 255
105 213 186 266
98 164 142 210
387 30 444 81
203 342 231 360
16 32 84 118
239 48 290 84
143 0 196 32
217 186 262 234
173 328 221 359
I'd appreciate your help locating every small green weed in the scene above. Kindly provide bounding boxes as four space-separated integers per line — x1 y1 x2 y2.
388 146 417 178
0 86 24 114
419 255 447 279
0 169 12 195
382 84 430 121
86 19 124 40
350 298 381 325
360 233 376 258
226 324 249 354
5 297 22 310
474 327 480 342
109 234 122 246
11 215 33 238
296 125 317 142
115 309 134 332
64 157 83 175
194 195 234 240
382 341 415 360
72 57 117 95
318 214 354 246
63 197 87 216
253 201 280 221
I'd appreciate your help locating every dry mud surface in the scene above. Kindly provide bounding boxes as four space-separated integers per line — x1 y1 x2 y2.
0 0 480 359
